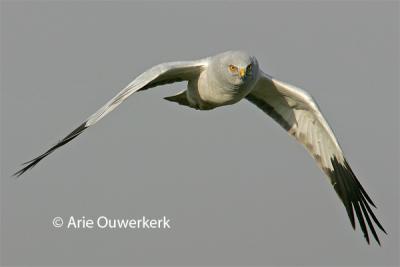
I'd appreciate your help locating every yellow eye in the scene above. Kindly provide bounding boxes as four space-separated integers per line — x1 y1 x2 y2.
228 64 238 72
246 64 252 72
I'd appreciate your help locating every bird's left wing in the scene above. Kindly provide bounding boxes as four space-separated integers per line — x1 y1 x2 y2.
245 72 386 244
14 59 207 176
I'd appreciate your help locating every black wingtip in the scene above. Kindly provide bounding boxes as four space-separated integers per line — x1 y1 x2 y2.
13 122 88 177
382 228 388 235
13 159 42 177
344 160 377 208
328 157 386 245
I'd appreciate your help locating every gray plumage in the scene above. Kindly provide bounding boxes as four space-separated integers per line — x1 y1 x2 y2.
15 50 386 245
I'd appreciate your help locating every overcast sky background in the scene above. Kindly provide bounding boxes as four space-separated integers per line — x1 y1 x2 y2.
1 1 399 266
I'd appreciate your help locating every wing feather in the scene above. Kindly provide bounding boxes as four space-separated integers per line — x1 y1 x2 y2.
14 59 207 176
246 72 386 244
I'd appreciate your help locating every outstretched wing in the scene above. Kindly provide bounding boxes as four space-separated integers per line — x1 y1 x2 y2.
14 59 207 177
246 72 386 245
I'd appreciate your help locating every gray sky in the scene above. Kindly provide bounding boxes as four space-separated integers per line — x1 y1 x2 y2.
1 1 399 266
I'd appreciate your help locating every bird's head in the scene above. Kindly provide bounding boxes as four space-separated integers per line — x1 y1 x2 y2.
211 50 259 88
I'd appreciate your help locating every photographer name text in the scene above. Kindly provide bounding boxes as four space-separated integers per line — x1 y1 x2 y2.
52 216 171 230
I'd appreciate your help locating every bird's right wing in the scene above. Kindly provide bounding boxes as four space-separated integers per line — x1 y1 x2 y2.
15 59 208 176
245 72 386 244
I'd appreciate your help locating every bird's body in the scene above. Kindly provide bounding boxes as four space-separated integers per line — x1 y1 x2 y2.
189 70 235 108
15 50 386 245
185 70 239 109
166 51 259 110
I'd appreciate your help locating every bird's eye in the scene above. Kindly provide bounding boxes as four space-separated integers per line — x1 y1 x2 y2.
246 64 252 72
228 64 238 73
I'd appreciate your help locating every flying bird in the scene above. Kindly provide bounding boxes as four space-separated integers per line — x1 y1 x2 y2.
14 50 386 244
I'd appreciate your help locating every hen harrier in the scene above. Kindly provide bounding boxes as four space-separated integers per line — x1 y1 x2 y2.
14 51 386 244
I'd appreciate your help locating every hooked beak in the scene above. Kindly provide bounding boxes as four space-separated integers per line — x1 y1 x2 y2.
239 68 246 79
